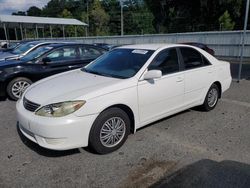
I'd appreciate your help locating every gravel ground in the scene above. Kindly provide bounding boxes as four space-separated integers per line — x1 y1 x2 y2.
0 79 250 188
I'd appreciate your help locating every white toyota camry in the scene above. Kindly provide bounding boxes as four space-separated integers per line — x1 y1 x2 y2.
16 44 232 154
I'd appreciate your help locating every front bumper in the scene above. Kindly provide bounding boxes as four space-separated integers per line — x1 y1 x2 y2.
16 99 98 150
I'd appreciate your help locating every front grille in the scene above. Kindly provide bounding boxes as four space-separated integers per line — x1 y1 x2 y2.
23 97 41 112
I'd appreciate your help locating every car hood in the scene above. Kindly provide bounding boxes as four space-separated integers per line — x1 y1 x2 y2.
0 52 18 61
0 59 22 66
24 69 130 105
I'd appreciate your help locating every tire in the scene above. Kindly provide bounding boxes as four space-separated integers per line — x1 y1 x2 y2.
89 107 130 154
7 77 32 101
200 84 219 111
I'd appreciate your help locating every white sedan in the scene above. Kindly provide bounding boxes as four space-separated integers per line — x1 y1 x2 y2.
16 44 232 154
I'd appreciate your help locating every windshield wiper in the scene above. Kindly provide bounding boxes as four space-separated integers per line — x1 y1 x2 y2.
82 68 126 79
82 68 107 77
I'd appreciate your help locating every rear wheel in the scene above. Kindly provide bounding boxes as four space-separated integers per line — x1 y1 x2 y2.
200 84 219 111
7 77 32 100
89 107 130 154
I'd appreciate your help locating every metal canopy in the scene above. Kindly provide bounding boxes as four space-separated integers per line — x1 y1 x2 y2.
0 15 88 42
0 15 88 28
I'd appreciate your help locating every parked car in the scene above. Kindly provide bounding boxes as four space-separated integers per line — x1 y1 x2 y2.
16 44 231 154
0 41 26 53
0 43 107 100
0 40 64 61
181 42 215 56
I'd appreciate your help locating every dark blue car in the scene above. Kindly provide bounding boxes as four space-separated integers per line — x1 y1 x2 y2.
0 43 107 100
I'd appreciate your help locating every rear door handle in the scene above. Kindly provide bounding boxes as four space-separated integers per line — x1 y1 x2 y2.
176 77 183 82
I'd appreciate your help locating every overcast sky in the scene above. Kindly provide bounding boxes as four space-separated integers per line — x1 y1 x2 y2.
0 0 49 15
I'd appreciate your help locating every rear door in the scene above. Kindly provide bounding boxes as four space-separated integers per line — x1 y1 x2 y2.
179 47 215 106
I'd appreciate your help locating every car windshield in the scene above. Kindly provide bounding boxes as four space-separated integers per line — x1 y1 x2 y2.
12 43 36 54
20 46 54 61
82 48 154 79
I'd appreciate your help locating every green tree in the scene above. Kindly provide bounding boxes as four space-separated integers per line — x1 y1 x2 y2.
10 0 245 37
89 0 110 36
102 0 120 35
123 4 155 35
145 0 242 33
59 9 76 37
41 0 67 17
102 0 155 35
219 10 235 30
27 6 42 16
12 11 26 16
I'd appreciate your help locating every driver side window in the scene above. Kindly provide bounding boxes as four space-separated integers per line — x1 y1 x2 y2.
148 48 179 75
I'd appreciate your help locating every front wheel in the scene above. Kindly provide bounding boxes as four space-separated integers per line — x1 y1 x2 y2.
200 84 219 111
89 107 130 154
7 77 32 101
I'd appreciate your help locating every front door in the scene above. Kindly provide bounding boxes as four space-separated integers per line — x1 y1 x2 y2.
37 46 80 79
137 48 185 126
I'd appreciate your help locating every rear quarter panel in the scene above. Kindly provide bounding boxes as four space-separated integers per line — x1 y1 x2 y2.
215 61 232 93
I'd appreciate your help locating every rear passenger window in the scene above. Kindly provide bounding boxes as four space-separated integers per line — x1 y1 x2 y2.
202 56 211 66
180 48 203 70
79 46 103 59
148 48 179 75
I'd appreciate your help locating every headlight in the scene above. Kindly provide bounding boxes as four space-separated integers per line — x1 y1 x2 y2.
35 101 86 117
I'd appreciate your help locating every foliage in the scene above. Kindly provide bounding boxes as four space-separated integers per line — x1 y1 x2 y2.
89 0 110 36
12 11 26 16
27 6 42 16
7 0 248 38
145 0 242 33
219 10 235 31
59 9 76 37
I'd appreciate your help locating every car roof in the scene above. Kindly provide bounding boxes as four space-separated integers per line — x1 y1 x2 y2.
24 40 49 45
117 43 195 50
37 43 106 48
21 40 76 46
182 42 206 46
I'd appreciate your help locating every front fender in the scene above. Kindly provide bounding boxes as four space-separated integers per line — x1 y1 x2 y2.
74 86 140 130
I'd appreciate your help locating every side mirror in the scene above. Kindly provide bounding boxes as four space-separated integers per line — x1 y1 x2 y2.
42 57 51 64
143 70 162 80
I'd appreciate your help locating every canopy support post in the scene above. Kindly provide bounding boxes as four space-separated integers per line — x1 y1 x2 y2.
50 25 53 38
7 27 10 43
62 25 65 38
24 28 27 39
14 27 18 40
36 24 39 38
19 24 23 40
42 27 45 38
3 23 8 44
75 26 77 38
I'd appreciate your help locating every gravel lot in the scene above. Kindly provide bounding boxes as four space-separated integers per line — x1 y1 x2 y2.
0 68 250 187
